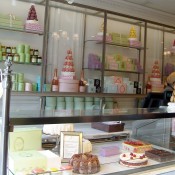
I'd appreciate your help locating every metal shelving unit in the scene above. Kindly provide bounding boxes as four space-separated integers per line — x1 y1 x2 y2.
1 0 175 175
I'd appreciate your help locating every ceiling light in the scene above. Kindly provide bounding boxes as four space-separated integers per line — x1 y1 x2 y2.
66 0 74 4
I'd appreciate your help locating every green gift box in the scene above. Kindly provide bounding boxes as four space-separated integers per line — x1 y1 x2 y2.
9 128 42 152
74 97 84 102
8 150 47 173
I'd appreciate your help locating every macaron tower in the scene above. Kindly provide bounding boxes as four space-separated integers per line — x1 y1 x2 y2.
25 5 42 32
128 26 141 47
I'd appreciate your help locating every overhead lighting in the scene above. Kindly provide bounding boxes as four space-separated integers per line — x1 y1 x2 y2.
66 0 74 4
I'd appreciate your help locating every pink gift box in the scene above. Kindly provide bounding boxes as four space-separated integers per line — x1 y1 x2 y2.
108 64 118 70
114 76 123 84
25 23 43 32
106 56 114 61
100 146 120 157
117 83 127 94
59 79 79 92
126 63 132 71
96 35 112 42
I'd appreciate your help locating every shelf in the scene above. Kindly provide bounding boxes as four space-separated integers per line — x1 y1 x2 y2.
0 25 44 35
11 91 146 98
9 107 175 125
85 39 144 50
0 61 41 66
83 68 142 74
104 69 142 74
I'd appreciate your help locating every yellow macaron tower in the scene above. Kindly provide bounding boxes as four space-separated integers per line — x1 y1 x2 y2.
128 26 141 47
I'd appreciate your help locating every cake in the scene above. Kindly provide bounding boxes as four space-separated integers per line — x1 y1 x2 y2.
122 140 152 153
69 153 100 174
150 60 164 92
145 149 175 162
91 121 125 132
59 49 79 92
42 124 74 135
119 152 148 167
83 139 92 153
25 5 42 32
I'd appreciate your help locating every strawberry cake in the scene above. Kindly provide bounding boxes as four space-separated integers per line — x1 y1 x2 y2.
122 140 152 153
119 152 148 167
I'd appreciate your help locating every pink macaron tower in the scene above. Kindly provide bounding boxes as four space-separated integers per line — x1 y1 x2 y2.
25 5 42 32
59 49 79 92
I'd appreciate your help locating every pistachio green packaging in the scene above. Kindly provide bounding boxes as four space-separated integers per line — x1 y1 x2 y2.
9 128 42 152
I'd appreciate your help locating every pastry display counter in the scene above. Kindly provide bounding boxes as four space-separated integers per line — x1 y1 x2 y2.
8 107 175 125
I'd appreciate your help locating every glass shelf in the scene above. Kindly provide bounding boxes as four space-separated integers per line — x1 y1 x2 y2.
83 68 143 74
0 25 44 35
85 39 144 50
0 61 41 66
8 107 175 125
11 91 146 98
104 69 142 74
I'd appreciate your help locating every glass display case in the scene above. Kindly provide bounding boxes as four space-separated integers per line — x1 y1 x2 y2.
1 0 175 175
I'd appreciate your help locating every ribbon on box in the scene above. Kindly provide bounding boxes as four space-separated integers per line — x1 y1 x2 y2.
114 76 123 84
8 13 16 27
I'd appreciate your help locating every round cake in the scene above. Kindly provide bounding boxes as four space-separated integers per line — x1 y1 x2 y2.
119 152 148 167
42 124 74 135
69 153 100 174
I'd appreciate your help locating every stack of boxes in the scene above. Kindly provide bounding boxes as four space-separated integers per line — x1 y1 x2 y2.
45 97 115 110
105 53 143 72
11 73 38 92
88 53 102 69
0 13 23 29
104 76 142 94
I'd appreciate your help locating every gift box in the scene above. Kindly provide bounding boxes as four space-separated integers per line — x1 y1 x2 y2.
88 53 102 69
25 23 43 32
91 121 125 132
9 150 46 173
113 76 123 84
95 34 112 42
59 79 79 92
117 83 127 94
8 150 61 174
87 85 96 93
110 32 120 43
106 84 118 93
127 82 134 94
9 128 42 152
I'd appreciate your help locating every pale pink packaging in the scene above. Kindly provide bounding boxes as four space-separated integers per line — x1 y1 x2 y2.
59 79 79 92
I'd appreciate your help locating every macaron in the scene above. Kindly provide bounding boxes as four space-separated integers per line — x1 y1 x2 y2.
32 168 45 173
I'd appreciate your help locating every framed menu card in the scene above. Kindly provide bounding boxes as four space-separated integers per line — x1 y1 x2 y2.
60 131 83 162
